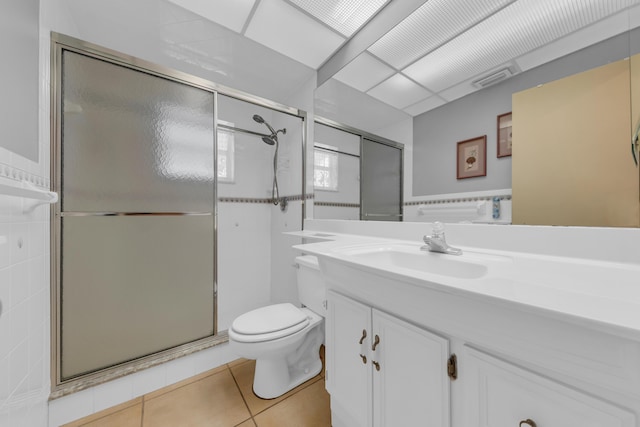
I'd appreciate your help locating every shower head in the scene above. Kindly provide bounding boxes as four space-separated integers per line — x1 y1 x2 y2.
253 114 277 135
253 113 286 146
262 136 276 145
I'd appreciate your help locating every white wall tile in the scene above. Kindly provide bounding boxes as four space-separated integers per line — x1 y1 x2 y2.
28 315 44 371
28 221 45 258
0 224 11 269
28 255 45 296
164 354 195 385
9 340 29 394
93 376 134 413
48 389 94 427
190 343 235 373
10 223 29 265
27 353 44 391
10 301 28 351
0 355 8 402
0 310 10 361
131 365 166 397
10 262 29 307
0 268 11 316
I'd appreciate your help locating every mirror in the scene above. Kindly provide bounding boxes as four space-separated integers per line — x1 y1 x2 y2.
312 118 403 221
313 5 640 227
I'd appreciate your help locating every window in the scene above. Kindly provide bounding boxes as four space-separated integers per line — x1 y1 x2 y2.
217 128 235 183
314 145 338 191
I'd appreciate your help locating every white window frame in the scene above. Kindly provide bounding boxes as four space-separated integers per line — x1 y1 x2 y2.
217 128 235 183
314 144 339 191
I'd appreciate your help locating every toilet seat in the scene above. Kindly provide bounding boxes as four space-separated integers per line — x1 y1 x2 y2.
230 303 310 343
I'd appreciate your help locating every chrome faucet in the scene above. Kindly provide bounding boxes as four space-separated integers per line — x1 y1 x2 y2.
421 222 463 256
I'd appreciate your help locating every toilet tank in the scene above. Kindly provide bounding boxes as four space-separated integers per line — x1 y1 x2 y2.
295 255 326 316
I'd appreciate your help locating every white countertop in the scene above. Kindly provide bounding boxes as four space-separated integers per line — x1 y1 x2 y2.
289 230 640 341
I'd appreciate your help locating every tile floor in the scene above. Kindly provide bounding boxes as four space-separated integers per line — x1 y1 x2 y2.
63 351 331 427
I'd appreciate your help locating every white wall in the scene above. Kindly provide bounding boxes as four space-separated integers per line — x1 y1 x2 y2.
270 74 317 306
0 1 51 424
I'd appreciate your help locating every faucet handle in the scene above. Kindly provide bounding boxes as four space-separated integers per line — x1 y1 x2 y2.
432 221 445 236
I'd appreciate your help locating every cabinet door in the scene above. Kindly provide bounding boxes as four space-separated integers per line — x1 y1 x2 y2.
464 346 635 427
372 309 451 427
327 291 373 427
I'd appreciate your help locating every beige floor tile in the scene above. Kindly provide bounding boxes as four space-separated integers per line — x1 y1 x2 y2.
235 420 257 427
143 369 251 427
63 398 142 427
230 360 322 416
228 358 251 368
145 364 229 401
253 379 331 427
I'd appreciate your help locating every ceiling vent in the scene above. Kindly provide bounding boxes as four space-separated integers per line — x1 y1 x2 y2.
472 67 515 89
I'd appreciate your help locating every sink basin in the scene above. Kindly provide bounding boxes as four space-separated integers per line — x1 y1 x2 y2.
335 244 488 279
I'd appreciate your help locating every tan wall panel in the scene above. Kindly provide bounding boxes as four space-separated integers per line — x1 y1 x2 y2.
512 59 639 227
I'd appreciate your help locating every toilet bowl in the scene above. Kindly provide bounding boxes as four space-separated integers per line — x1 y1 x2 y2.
228 255 325 399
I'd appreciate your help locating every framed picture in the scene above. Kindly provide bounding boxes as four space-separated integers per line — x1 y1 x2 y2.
457 135 487 179
497 112 512 157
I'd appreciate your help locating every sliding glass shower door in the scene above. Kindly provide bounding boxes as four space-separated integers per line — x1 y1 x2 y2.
56 49 216 381
361 138 403 221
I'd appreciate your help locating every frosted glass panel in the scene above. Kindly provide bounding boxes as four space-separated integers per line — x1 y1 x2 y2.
61 215 214 380
361 139 402 221
61 50 214 213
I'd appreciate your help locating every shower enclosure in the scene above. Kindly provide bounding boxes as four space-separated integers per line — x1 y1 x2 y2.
51 34 306 392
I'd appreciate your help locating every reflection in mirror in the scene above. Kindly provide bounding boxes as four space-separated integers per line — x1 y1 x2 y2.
361 138 403 221
313 122 360 220
312 119 403 221
315 3 640 227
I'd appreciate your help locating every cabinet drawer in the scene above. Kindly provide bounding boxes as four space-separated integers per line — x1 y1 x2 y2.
464 346 635 427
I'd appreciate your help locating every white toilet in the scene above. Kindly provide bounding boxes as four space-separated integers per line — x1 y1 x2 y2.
229 255 326 399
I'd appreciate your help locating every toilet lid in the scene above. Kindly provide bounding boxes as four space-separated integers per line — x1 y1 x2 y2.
231 303 309 337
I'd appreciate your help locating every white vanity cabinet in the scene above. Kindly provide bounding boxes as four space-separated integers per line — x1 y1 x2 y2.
326 290 451 427
464 346 635 427
299 234 640 427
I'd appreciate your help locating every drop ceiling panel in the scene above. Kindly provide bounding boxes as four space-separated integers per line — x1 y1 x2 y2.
403 95 446 116
245 0 345 68
333 52 395 92
161 19 230 45
438 80 480 103
315 79 411 136
516 6 637 71
286 0 389 36
368 0 515 69
367 73 432 110
404 0 640 93
167 0 256 33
